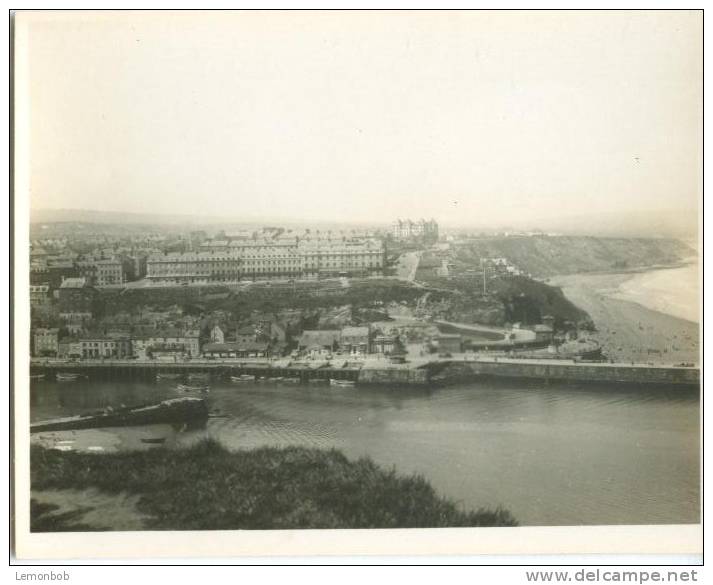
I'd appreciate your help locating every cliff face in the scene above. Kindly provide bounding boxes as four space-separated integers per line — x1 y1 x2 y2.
454 236 695 277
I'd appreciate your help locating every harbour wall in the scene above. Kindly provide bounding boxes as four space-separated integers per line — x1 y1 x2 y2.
432 360 700 387
358 367 430 385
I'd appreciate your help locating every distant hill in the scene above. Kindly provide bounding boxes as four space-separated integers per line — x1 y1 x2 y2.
29 208 382 232
30 208 222 226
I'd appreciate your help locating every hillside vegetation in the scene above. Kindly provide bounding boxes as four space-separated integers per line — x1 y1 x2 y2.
455 236 695 277
31 440 517 531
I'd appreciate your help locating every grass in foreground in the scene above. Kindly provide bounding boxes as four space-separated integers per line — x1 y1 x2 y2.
31 439 516 531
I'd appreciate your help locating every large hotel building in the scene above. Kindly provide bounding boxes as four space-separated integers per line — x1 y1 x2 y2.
146 232 385 283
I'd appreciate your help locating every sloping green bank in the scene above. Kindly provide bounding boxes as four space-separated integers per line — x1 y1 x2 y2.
31 440 516 531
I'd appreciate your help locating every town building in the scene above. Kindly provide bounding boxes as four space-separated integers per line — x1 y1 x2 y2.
30 284 50 306
210 325 225 344
391 218 439 242
94 258 124 286
57 277 95 331
146 232 385 283
34 328 59 356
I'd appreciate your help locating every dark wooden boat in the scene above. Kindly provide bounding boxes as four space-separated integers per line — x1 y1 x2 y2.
140 437 167 444
30 397 210 433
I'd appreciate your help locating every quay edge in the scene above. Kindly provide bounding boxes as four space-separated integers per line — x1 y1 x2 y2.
29 358 700 388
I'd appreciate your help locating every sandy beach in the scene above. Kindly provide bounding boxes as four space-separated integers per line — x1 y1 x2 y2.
550 267 700 366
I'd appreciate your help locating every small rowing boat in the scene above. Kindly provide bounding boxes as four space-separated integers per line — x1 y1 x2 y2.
157 373 182 381
188 373 210 383
231 375 255 382
329 379 356 387
279 377 301 384
56 373 83 382
176 384 210 394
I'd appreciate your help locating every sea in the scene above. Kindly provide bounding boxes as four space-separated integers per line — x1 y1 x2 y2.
31 376 700 527
614 262 700 324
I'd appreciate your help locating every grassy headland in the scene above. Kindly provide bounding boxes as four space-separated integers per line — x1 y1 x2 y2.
31 440 517 531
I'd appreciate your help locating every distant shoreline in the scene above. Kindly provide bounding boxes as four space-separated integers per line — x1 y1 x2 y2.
549 258 697 280
550 266 699 365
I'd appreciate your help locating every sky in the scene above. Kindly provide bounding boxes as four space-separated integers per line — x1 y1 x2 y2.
17 10 702 230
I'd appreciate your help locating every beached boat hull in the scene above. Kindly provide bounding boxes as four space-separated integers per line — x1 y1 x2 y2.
30 398 210 433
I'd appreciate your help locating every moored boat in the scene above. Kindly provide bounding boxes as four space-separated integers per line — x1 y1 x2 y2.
140 437 167 444
56 373 83 382
30 397 210 433
231 374 255 382
157 373 183 382
30 374 45 381
279 377 301 384
329 379 356 387
188 373 210 383
176 384 210 394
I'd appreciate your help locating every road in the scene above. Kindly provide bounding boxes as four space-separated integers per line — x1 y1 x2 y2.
395 251 421 281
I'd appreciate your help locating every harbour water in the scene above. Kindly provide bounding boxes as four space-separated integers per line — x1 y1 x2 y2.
31 377 700 527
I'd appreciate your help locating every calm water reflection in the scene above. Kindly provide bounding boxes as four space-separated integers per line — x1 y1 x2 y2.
30 378 700 526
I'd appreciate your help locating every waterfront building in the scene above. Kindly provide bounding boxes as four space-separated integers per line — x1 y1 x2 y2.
298 330 341 355
236 325 257 344
33 328 59 357
202 341 270 359
78 334 132 359
432 334 462 354
57 337 82 359
131 328 201 360
372 335 397 354
532 324 554 344
340 326 371 355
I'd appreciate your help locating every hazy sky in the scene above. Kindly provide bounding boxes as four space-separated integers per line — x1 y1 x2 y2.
17 10 701 228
